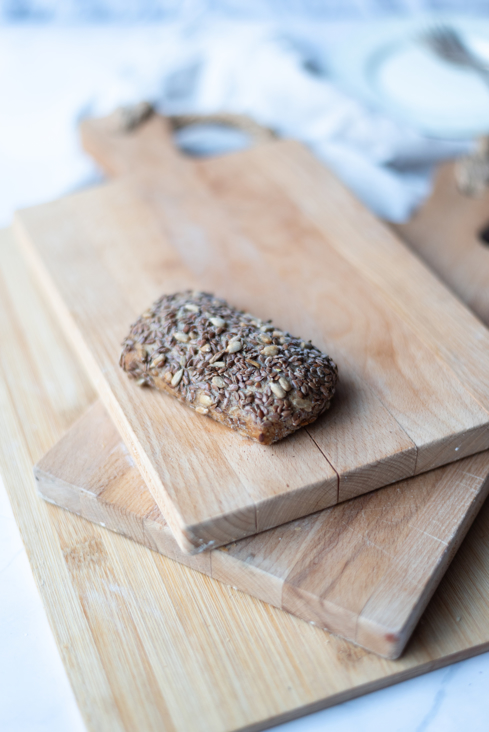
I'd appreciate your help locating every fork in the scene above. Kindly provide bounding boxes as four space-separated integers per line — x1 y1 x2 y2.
421 24 489 87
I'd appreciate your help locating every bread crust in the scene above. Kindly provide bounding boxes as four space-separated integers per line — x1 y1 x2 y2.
120 291 338 444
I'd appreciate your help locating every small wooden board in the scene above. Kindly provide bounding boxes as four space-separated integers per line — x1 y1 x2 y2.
15 114 489 554
36 399 489 659
3 226 489 731
395 162 489 327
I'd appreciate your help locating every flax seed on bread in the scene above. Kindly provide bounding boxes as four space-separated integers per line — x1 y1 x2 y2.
120 291 338 444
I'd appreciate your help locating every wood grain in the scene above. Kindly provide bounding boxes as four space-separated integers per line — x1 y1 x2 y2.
83 116 489 396
36 399 489 659
14 183 337 553
3 226 489 730
254 143 489 416
194 149 489 478
15 114 489 552
82 114 489 486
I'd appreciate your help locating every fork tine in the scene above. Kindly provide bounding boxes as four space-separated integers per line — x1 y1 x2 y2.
421 23 477 67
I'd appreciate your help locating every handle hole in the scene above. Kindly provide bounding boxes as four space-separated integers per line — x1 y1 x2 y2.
478 223 489 246
173 123 252 158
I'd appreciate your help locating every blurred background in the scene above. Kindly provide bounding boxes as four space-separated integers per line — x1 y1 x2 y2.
1 1 489 223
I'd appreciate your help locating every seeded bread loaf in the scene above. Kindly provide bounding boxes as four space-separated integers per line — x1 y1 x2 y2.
120 291 338 444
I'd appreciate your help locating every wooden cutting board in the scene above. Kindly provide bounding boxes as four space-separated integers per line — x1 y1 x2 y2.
395 162 489 327
3 226 489 731
15 113 489 554
35 399 489 659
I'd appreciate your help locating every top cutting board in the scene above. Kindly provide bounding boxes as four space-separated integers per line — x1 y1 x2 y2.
15 114 489 554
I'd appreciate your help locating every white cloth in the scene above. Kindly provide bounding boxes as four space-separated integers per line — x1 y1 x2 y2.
171 26 473 221
0 21 473 228
86 23 471 222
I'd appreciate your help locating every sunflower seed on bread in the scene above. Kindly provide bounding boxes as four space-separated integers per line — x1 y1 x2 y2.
120 291 338 444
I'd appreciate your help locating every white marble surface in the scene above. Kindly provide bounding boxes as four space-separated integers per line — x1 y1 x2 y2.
0 478 86 732
1 22 489 732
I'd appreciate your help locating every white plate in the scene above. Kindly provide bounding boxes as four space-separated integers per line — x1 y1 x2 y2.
328 14 489 139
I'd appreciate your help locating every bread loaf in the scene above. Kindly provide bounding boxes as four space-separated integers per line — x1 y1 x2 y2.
120 291 338 444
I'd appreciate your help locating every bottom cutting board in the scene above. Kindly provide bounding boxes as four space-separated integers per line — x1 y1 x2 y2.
35 399 489 659
3 225 489 731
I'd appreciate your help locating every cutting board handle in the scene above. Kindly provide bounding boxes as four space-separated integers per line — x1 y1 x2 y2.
80 105 276 178
169 112 276 144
